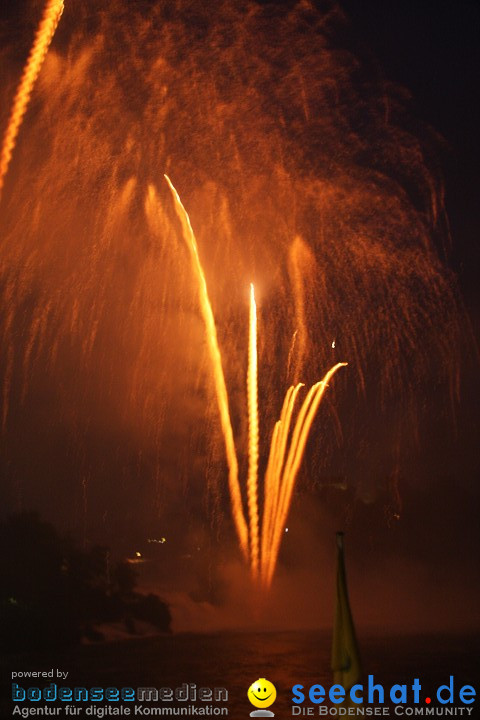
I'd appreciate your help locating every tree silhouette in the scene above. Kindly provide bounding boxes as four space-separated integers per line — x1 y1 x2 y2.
0 513 170 653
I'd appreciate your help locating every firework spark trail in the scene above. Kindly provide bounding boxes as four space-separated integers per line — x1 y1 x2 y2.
242 288 344 587
0 0 64 200
286 330 298 381
261 384 297 584
262 388 294 563
286 365 348 490
261 382 303 578
262 382 320 587
261 419 281 568
164 174 249 558
247 283 260 578
147 192 344 585
263 362 347 588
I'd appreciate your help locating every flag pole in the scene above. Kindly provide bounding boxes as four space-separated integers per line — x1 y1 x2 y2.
331 531 362 705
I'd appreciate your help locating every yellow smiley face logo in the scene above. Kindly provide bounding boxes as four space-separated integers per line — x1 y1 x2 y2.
247 678 277 708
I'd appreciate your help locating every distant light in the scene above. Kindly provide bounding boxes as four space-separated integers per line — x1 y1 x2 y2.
285 527 289 533
160 537 166 544
135 551 142 557
331 340 335 348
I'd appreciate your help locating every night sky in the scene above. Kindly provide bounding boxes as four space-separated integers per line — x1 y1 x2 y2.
330 0 480 630
341 0 480 310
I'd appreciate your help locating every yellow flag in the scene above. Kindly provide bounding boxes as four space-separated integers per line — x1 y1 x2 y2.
331 532 362 696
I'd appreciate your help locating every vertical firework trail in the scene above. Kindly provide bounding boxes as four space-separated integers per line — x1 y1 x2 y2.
247 283 260 578
164 174 249 559
0 0 64 199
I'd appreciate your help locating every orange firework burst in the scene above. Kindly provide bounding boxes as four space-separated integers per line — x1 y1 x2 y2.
0 1 464 567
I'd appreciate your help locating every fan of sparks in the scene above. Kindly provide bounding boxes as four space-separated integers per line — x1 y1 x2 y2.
165 176 346 590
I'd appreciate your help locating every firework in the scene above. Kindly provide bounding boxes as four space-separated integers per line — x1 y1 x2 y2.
164 178 345 583
261 364 347 589
164 174 249 559
247 283 260 578
0 0 64 199
0 1 462 567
